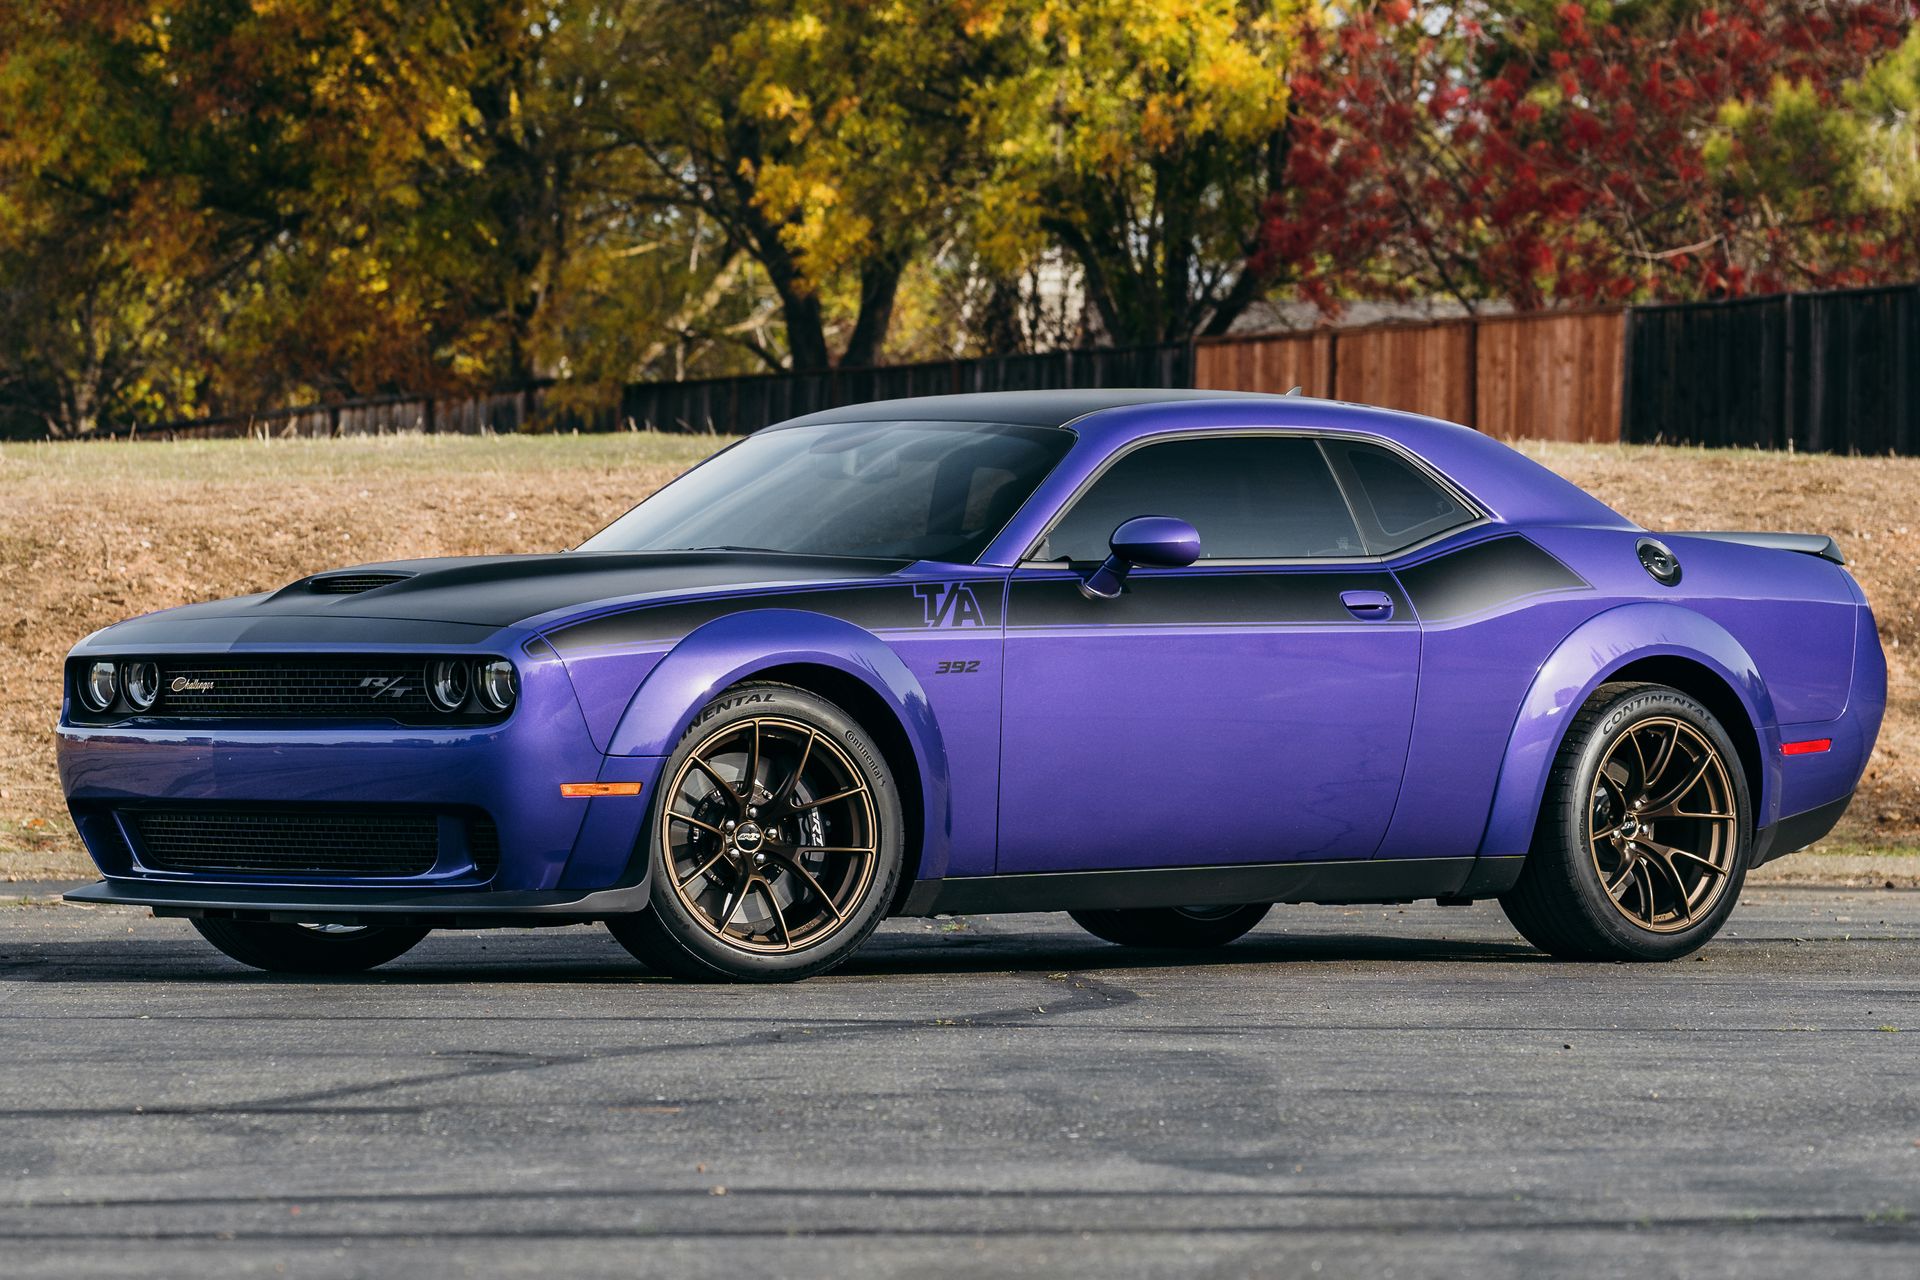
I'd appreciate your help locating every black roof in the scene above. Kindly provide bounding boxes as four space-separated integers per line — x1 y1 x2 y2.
773 388 1285 430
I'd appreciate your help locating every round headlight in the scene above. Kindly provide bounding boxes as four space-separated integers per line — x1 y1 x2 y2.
123 661 160 711
80 660 118 712
478 660 516 712
426 659 470 712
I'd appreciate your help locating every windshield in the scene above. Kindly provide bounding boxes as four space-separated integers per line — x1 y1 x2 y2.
579 419 1074 562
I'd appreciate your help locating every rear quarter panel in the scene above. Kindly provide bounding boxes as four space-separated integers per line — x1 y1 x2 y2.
1379 524 1871 864
1660 534 1885 824
1658 534 1857 724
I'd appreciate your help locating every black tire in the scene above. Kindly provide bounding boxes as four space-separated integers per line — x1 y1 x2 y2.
606 682 905 982
1069 903 1272 949
1500 682 1751 961
190 919 429 974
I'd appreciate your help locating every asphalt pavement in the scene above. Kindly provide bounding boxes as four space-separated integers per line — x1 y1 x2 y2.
1 883 1917 1278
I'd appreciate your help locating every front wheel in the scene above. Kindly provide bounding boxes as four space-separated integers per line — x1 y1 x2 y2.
1500 682 1751 961
190 919 430 974
1070 903 1272 949
606 682 905 982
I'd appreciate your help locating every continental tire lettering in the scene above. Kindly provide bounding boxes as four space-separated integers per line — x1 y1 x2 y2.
844 727 880 774
682 690 777 739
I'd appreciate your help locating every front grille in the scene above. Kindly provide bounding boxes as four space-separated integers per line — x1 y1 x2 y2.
308 572 410 595
156 657 436 718
132 809 443 877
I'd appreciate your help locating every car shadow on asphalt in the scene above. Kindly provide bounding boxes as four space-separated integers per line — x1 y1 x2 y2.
6 925 1545 985
839 930 1547 978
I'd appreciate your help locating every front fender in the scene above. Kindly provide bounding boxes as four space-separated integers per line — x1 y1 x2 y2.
1477 602 1781 860
607 609 952 881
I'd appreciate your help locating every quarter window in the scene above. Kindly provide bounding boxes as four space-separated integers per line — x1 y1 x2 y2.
1041 436 1365 562
1330 442 1473 553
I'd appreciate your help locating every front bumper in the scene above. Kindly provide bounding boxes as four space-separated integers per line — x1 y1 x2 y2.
56 637 663 899
63 877 655 927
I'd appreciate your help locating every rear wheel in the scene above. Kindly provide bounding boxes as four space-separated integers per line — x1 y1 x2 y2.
1069 903 1271 949
1500 682 1750 961
606 683 904 982
190 919 429 974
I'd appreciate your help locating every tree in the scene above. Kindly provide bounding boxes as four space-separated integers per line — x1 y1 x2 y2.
0 1 517 430
1262 1 1916 311
607 1 999 371
1848 24 1920 216
0 0 315 433
0 1 756 428
970 0 1310 343
217 1 681 399
1711 20 1920 271
622 0 1316 364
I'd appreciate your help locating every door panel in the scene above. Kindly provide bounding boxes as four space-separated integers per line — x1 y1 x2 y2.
995 566 1420 873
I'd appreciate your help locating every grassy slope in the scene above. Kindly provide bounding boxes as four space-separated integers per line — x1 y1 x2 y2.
2 431 1913 881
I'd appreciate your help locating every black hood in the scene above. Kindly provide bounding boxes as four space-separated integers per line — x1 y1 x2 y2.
89 552 913 646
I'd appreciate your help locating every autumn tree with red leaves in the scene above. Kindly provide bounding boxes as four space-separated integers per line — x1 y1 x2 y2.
1263 1 1918 311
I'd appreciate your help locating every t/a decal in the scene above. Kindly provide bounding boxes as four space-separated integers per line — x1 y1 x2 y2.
914 581 987 629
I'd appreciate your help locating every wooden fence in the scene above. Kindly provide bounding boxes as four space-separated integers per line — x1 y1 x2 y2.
1192 309 1626 443
144 386 618 440
1623 283 1920 453
93 280 1920 454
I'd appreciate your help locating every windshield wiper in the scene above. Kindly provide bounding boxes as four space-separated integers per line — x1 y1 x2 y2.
665 545 900 561
678 545 793 555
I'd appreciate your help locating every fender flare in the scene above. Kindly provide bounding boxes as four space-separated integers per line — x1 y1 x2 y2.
1476 602 1782 861
607 609 953 881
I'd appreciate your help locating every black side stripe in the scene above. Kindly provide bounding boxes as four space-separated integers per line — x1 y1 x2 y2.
1006 570 1411 629
1394 535 1588 622
542 534 1584 652
546 581 1005 653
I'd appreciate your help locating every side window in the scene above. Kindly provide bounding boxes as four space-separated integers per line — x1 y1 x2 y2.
1332 443 1473 553
1041 436 1365 562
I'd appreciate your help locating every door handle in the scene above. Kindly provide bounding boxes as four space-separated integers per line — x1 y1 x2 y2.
1340 589 1395 621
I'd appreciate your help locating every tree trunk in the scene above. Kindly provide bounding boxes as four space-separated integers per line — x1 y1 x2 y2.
716 114 833 372
1043 214 1129 345
838 254 904 369
772 282 831 371
977 271 1027 355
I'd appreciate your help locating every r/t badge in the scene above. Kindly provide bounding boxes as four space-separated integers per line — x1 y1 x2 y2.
914 582 987 628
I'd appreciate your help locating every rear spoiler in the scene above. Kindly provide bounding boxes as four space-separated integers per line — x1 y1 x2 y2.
1678 531 1846 565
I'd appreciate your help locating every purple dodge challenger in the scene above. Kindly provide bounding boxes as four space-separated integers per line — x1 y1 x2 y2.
58 391 1886 980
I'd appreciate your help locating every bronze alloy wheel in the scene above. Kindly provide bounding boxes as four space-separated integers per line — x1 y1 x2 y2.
659 715 879 955
1586 715 1737 934
1501 681 1750 961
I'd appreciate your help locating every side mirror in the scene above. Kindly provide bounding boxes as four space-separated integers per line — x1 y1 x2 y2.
1080 515 1201 600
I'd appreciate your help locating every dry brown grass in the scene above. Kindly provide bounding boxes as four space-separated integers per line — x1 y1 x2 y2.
2 431 1915 880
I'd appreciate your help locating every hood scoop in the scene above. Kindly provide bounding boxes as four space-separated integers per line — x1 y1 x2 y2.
306 571 414 595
